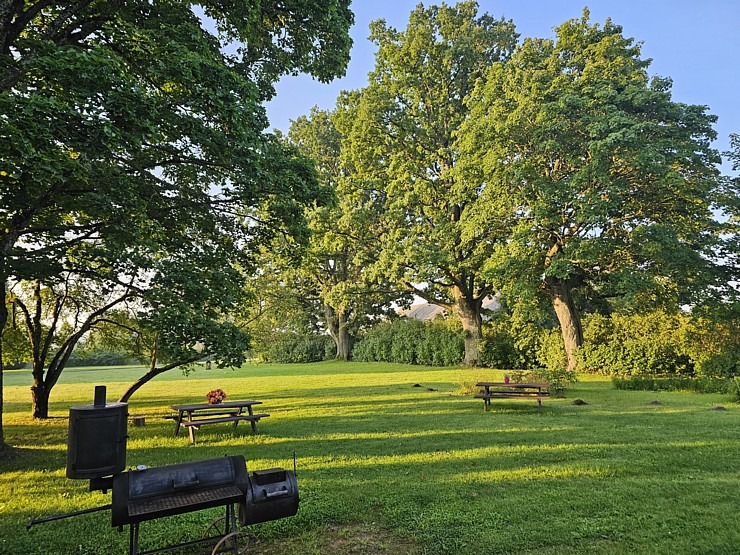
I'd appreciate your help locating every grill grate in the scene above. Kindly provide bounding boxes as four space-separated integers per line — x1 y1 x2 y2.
128 485 243 517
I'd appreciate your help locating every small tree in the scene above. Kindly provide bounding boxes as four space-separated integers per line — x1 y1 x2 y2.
8 277 133 418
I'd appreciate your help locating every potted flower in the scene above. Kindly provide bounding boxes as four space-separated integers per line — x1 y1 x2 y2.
206 389 227 404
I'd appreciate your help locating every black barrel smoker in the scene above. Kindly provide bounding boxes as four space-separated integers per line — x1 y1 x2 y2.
29 386 299 555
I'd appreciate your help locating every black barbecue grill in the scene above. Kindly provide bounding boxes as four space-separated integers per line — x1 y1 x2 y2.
110 455 248 527
28 386 299 555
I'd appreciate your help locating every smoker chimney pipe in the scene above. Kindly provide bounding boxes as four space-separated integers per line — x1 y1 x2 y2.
93 385 106 407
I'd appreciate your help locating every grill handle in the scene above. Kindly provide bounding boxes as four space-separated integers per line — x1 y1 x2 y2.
264 487 288 499
172 478 200 490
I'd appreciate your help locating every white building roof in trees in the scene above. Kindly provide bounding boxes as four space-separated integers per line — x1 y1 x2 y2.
398 296 501 321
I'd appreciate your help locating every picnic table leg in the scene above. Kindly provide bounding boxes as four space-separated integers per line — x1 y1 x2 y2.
232 407 244 429
188 424 197 444
247 406 258 432
173 412 183 436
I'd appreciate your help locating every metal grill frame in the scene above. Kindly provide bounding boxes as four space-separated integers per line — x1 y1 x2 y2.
128 503 239 555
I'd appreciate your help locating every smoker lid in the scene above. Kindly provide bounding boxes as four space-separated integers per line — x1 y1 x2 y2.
70 402 128 412
127 457 241 500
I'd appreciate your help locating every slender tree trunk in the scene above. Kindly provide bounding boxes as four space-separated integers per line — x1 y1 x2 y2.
452 287 483 366
119 358 200 403
119 365 168 403
0 280 6 449
547 278 583 372
1 247 14 449
117 336 200 403
31 380 51 419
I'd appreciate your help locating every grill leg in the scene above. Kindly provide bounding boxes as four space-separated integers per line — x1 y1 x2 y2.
129 523 139 555
228 504 238 555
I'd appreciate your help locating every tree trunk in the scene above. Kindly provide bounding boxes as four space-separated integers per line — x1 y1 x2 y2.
335 321 353 361
0 283 6 448
0 276 7 447
118 355 200 403
119 369 165 403
324 304 353 361
452 287 483 366
31 381 51 419
547 278 583 372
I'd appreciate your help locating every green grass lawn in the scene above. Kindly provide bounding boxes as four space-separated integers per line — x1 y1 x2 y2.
1 361 739 554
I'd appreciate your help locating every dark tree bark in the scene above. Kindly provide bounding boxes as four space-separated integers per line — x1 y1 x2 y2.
0 278 6 449
545 277 583 372
335 319 353 361
451 285 484 367
325 304 353 361
118 357 199 403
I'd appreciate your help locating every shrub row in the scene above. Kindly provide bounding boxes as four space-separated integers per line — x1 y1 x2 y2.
352 318 464 366
261 333 335 363
612 375 739 396
66 349 135 367
578 311 739 378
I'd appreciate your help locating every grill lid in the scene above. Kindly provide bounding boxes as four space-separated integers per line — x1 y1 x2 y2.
127 457 239 500
111 455 248 526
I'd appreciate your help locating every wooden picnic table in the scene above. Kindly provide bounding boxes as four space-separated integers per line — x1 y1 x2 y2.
474 382 550 412
168 400 269 444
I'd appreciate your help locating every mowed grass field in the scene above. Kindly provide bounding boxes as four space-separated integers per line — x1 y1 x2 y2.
1 361 739 554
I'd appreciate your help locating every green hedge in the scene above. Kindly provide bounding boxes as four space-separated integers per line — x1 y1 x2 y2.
612 375 735 395
67 349 136 367
262 333 335 363
352 318 464 366
578 311 738 378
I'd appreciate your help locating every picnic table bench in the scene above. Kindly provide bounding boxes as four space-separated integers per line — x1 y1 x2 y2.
475 382 550 412
168 400 269 444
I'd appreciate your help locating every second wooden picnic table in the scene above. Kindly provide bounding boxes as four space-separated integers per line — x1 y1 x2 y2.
475 382 550 412
169 400 269 444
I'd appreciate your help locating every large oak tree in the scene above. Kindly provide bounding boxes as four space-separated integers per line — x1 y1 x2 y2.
287 102 407 360
346 1 517 365
459 12 728 370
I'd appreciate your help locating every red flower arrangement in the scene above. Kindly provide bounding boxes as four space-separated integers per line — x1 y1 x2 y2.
206 389 227 404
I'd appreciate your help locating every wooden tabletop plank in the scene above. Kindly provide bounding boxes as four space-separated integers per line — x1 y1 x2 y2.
170 400 262 411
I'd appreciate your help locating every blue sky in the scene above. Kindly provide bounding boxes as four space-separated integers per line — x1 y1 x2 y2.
265 1 739 169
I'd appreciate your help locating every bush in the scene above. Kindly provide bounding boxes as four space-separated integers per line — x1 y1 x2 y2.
680 314 740 378
577 311 692 376
612 375 733 394
506 367 576 396
67 349 134 367
353 319 464 366
263 333 335 363
729 377 740 403
480 318 540 369
535 328 568 371
577 309 740 378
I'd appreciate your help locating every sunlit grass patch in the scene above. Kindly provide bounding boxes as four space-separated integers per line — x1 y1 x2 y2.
2 361 739 554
